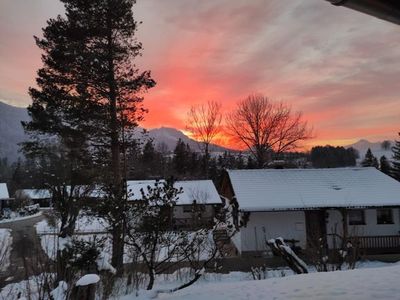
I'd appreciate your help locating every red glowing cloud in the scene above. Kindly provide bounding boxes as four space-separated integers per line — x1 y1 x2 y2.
1 0 400 149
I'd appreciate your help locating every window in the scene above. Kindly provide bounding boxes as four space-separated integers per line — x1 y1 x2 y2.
377 209 394 224
348 210 365 225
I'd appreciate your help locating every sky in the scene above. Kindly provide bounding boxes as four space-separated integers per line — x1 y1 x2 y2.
0 0 399 149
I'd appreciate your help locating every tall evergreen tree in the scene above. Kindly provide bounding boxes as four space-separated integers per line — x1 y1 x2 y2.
392 133 400 181
172 139 191 175
379 155 391 176
23 0 155 274
361 148 379 168
142 140 157 165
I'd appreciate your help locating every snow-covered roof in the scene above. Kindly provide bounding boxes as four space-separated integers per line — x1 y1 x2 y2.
126 180 222 205
227 167 400 211
16 186 106 199
0 183 10 199
16 189 52 199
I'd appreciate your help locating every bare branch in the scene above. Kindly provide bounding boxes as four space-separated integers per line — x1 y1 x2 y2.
226 94 312 167
186 101 222 153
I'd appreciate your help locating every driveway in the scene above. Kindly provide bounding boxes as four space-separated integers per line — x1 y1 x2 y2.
0 213 50 288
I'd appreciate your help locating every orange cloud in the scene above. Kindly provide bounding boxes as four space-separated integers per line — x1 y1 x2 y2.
1 0 399 150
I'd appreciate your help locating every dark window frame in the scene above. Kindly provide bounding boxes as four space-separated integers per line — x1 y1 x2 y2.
348 209 366 225
377 208 394 225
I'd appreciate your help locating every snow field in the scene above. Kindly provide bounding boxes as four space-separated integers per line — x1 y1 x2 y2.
130 263 400 300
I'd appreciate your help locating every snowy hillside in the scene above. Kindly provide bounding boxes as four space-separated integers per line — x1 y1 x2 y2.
346 139 394 161
147 127 231 152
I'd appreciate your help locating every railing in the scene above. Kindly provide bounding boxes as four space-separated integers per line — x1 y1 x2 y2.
327 234 400 252
355 235 400 249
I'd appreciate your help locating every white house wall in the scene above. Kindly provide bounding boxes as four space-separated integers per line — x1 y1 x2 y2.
326 208 400 248
239 211 307 253
350 209 400 236
231 231 242 254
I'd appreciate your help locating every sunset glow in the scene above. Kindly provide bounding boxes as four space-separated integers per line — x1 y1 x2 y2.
1 0 399 149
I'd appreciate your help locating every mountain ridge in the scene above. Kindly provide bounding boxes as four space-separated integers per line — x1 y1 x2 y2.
345 139 394 160
0 102 232 162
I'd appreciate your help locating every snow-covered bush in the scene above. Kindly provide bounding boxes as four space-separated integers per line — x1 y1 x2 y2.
124 179 238 293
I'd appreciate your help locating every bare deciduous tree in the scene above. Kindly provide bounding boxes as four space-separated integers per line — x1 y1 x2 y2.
186 101 222 176
226 94 312 167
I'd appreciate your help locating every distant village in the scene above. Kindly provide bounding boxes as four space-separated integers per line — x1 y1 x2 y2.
1 136 400 259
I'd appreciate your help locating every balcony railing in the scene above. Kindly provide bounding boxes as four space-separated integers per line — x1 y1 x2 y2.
327 234 400 254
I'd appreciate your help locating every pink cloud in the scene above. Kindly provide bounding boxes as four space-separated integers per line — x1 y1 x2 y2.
1 0 399 146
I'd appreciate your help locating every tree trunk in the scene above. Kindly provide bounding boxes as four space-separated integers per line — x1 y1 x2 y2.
59 213 78 238
111 223 124 276
173 272 201 291
56 249 66 284
146 269 155 290
106 3 125 276
340 209 348 248
204 143 209 178
256 147 266 168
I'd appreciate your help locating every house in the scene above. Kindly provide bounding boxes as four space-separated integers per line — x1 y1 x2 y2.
0 183 11 212
220 167 400 256
15 189 52 207
127 180 223 230
14 186 106 208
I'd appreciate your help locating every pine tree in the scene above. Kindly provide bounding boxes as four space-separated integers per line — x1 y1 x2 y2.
142 140 156 165
380 155 391 176
173 139 191 175
23 0 155 274
392 133 400 181
361 148 378 168
246 156 257 169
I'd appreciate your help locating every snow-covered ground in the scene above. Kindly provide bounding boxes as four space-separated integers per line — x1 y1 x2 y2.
128 263 400 300
0 228 12 272
0 211 42 224
35 213 108 234
0 273 55 299
1 257 398 299
29 214 400 300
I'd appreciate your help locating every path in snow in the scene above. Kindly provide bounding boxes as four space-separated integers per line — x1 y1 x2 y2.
0 213 50 288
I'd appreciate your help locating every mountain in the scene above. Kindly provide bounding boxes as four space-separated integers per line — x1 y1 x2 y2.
147 127 232 153
345 139 394 161
0 102 29 162
0 102 233 162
